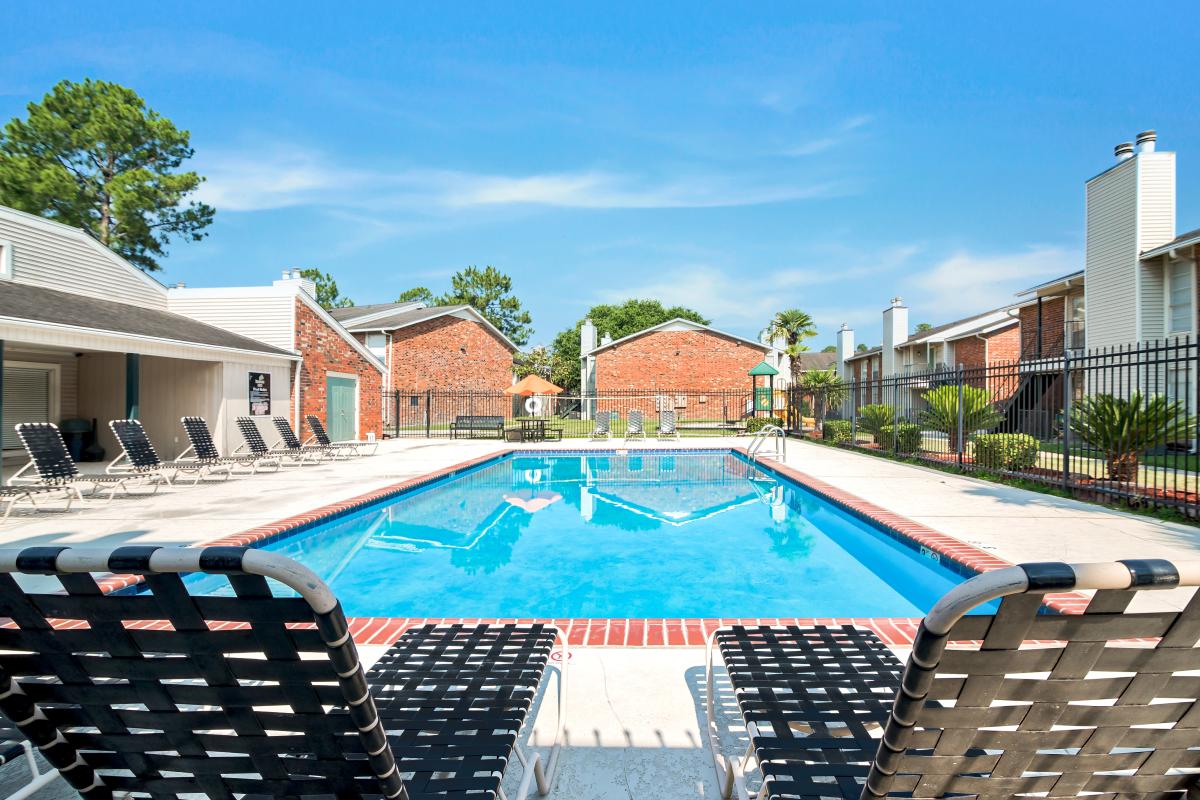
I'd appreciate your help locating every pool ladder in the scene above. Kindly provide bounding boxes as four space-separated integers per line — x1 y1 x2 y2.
746 424 786 462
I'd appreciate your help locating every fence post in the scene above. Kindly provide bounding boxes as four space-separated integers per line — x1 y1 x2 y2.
393 390 400 438
425 389 432 438
850 386 857 443
1061 350 1072 492
956 366 965 466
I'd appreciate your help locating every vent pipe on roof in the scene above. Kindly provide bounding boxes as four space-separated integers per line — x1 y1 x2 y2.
1114 142 1134 162
281 269 291 280
1135 130 1157 154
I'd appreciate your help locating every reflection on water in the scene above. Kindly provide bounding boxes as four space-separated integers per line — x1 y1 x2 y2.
210 452 976 618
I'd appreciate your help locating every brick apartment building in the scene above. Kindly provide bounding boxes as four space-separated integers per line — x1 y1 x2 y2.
332 303 518 392
837 298 1020 405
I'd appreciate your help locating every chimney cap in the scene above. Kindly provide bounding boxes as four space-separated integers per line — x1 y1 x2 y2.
889 296 905 308
839 323 849 331
1114 141 1135 161
1135 130 1157 153
174 281 186 289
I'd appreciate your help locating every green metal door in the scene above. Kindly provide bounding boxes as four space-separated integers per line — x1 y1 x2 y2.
326 376 357 441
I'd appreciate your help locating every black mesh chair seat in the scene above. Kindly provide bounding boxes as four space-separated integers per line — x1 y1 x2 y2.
10 423 151 500
270 417 329 462
717 625 904 800
305 415 377 455
369 623 557 798
708 561 1200 800
0 547 563 800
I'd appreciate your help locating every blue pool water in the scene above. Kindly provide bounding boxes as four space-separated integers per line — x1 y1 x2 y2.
191 451 982 617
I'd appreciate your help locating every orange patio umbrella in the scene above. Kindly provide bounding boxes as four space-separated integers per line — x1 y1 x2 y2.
504 374 564 396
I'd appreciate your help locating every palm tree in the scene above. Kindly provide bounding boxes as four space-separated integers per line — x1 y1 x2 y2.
800 369 849 426
1070 392 1197 482
762 309 817 387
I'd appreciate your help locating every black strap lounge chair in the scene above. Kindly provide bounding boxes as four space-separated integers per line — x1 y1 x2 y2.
108 419 223 486
624 410 645 441
590 411 611 440
306 413 379 456
8 422 154 502
233 417 293 468
178 416 268 473
0 484 75 523
271 416 333 462
657 409 680 439
0 545 567 800
706 559 1200 800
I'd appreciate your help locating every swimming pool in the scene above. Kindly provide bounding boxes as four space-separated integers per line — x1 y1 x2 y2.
191 450 985 617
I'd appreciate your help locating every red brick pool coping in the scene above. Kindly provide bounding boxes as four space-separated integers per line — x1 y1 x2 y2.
94 446 1093 647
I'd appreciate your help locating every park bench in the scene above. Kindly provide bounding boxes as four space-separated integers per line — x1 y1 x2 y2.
450 414 505 439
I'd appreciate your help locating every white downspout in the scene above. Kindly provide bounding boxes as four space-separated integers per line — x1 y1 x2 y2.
294 356 304 433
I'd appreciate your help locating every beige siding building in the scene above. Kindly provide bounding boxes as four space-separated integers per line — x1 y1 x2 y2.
0 206 296 461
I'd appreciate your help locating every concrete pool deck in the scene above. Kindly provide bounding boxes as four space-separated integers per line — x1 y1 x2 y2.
1 437 1197 798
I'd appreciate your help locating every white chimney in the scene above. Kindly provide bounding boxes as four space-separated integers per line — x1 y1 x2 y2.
281 269 291 280
274 269 318 298
881 297 908 378
1086 130 1175 347
580 318 597 355
836 323 855 379
600 333 613 347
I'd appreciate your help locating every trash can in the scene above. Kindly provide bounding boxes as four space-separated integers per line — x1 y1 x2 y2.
60 418 92 462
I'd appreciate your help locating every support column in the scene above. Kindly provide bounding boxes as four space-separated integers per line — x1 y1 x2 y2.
125 353 140 419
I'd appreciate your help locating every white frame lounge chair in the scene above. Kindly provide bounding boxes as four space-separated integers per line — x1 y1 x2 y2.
305 414 379 457
0 545 567 800
177 415 272 474
232 417 297 468
0 484 75 523
107 418 225 486
624 410 646 441
270 416 333 462
9 422 156 502
590 411 612 440
657 409 681 439
706 558 1200 800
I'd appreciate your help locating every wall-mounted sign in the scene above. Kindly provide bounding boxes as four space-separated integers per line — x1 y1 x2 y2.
249 372 271 416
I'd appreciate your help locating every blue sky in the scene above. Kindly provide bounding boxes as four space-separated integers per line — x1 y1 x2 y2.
4 2 1199 349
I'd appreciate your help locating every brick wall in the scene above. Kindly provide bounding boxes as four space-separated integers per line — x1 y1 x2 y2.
594 330 766 392
954 324 1021 401
383 315 514 391
292 299 382 440
1018 297 1065 357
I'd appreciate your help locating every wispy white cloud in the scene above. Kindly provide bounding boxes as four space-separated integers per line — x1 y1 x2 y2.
905 246 1078 317
782 114 874 157
597 245 920 333
195 145 849 213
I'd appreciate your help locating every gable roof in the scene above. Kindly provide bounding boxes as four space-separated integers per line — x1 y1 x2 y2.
1141 226 1200 260
0 281 296 359
1016 269 1085 297
584 318 770 358
339 304 519 352
794 352 838 371
328 301 424 324
902 306 1017 346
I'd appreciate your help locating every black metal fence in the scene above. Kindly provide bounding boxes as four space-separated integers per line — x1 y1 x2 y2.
808 337 1200 516
382 388 779 439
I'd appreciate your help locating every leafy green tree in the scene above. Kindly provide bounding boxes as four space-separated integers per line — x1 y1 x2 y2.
396 286 434 304
762 309 818 387
1070 392 1196 481
515 346 553 380
800 369 848 425
439 265 533 346
919 384 1003 452
0 79 213 271
820 344 837 353
914 322 934 333
856 343 869 353
298 268 354 309
550 299 710 393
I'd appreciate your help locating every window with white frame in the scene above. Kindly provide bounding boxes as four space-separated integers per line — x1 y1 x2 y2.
0 240 11 280
1166 259 1194 336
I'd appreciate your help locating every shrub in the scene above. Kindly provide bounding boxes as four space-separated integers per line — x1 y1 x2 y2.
857 404 894 444
745 416 784 433
1070 392 1197 481
880 422 921 453
919 384 1004 451
973 433 1039 470
822 419 853 443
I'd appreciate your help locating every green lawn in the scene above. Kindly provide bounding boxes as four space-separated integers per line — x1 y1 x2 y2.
1038 441 1200 471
